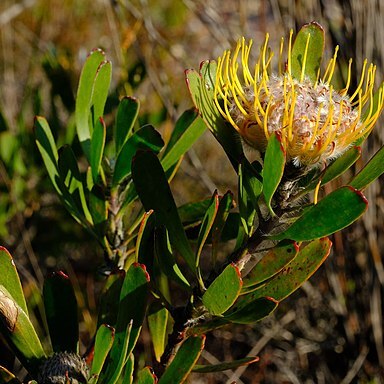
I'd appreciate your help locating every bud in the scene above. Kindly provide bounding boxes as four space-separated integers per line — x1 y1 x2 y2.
37 352 89 384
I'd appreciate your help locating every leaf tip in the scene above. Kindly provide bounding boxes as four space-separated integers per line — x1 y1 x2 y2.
347 186 369 205
304 20 324 31
265 296 279 304
51 270 70 280
89 48 106 57
132 262 151 282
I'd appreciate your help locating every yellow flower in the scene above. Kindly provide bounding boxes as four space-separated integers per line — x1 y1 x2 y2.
214 32 384 166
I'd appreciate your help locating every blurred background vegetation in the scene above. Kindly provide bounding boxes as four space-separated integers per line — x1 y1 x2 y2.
0 0 383 382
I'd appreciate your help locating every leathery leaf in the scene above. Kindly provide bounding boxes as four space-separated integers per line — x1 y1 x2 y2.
202 264 242 316
271 187 368 241
0 247 28 315
158 335 205 384
43 271 79 353
291 21 324 83
241 238 332 301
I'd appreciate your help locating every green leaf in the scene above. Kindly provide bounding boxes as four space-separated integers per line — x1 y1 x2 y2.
263 132 286 215
186 317 229 336
242 241 299 290
119 182 138 213
195 191 219 268
291 22 324 83
161 109 206 172
155 227 191 290
0 247 28 315
242 238 332 301
147 302 168 362
58 145 93 225
190 297 276 329
241 159 263 206
221 212 241 243
43 271 79 353
89 185 108 237
238 163 256 236
321 146 361 186
223 297 278 324
102 321 132 384
163 109 199 157
113 125 164 186
135 367 157 384
97 271 125 328
202 264 242 316
120 265 150 355
304 146 361 192
122 354 134 384
211 192 234 263
271 186 368 241
90 324 115 380
132 150 195 272
115 97 140 154
0 285 46 375
178 199 211 225
90 117 106 184
192 356 259 373
0 365 21 383
75 49 106 159
90 60 112 132
349 145 384 190
34 116 60 193
136 211 156 273
104 264 149 383
185 62 243 169
158 335 205 384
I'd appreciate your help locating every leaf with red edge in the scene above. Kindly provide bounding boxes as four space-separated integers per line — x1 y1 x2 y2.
242 241 299 290
202 264 242 316
242 238 332 301
271 186 368 241
43 271 79 353
136 366 158 384
89 324 115 380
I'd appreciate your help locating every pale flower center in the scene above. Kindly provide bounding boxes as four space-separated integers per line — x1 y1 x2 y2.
232 75 360 165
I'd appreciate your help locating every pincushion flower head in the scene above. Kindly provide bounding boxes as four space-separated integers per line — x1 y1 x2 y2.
214 23 384 167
